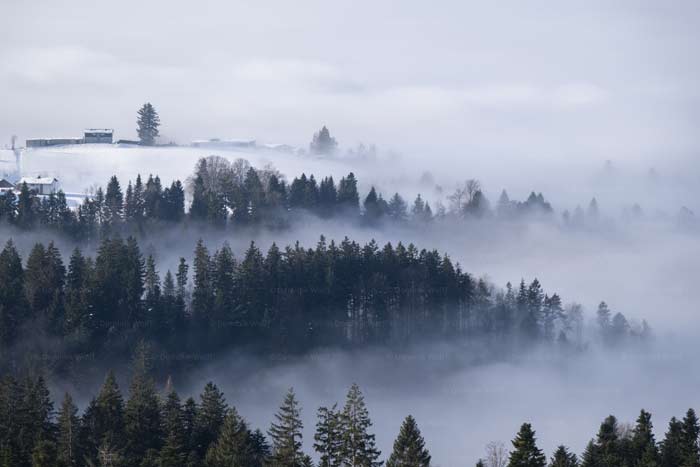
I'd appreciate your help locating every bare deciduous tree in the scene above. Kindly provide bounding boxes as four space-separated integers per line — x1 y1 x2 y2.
485 441 508 467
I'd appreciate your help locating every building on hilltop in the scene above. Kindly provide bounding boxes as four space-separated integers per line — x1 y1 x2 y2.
0 179 14 193
26 128 114 147
18 176 59 195
26 137 83 148
84 128 113 144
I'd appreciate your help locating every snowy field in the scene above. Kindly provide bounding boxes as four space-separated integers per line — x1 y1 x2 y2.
20 144 414 199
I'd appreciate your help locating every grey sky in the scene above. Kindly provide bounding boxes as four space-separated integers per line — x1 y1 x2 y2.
1 0 699 164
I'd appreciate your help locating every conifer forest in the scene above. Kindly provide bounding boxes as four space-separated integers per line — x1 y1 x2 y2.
2 1 700 466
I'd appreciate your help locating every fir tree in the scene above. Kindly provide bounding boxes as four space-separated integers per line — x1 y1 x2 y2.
56 393 81 467
507 423 546 467
386 415 430 467
137 103 161 146
268 388 306 467
124 344 163 467
82 371 125 464
681 409 700 467
194 382 228 458
339 383 382 467
315 404 342 467
159 389 187 467
631 410 659 466
104 175 124 227
660 417 683 467
310 125 338 155
549 445 579 467
0 240 26 347
249 429 271 467
204 408 253 467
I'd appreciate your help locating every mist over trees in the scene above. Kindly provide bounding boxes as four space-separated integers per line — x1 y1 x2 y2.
309 126 338 156
1 365 697 467
0 234 648 379
0 156 579 244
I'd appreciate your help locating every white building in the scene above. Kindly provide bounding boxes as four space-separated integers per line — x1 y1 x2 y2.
18 176 59 195
0 179 14 193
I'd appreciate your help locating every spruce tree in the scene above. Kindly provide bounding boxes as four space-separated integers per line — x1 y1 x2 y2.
204 408 253 467
310 125 338 155
249 429 271 467
194 382 228 458
82 371 125 464
16 182 38 229
386 415 431 467
631 410 659 466
268 388 306 467
315 404 342 467
104 175 124 227
56 393 81 467
581 415 622 467
0 240 26 347
159 388 187 467
660 417 683 467
339 383 382 467
137 103 161 146
124 345 162 467
507 423 546 467
681 409 700 467
549 446 579 467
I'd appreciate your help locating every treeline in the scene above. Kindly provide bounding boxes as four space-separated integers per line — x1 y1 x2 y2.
0 363 404 467
0 235 647 375
1 366 697 467
0 156 557 242
474 408 700 467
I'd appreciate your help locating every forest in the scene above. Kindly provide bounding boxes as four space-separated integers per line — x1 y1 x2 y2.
0 232 647 379
0 362 696 467
0 156 563 243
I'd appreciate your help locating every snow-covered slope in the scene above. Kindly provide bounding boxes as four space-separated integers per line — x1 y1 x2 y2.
20 144 376 194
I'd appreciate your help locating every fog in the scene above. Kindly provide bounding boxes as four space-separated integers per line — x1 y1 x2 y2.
3 1 700 171
3 1 700 465
4 158 700 463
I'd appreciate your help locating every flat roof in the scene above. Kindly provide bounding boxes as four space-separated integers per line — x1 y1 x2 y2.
19 176 58 185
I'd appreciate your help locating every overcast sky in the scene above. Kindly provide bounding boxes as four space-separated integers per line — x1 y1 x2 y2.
1 0 699 165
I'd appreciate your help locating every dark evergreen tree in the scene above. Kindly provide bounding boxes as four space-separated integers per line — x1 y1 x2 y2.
387 193 408 222
581 415 622 467
631 410 659 466
137 103 161 146
204 408 253 467
681 409 700 467
81 371 125 464
16 182 38 229
386 415 431 467
549 446 579 467
249 429 271 467
159 389 186 467
337 173 360 214
660 417 683 467
104 175 124 228
124 344 163 467
314 404 342 467
339 383 382 467
0 240 26 348
310 125 338 155
268 388 307 467
194 382 228 459
507 423 546 467
56 393 81 467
